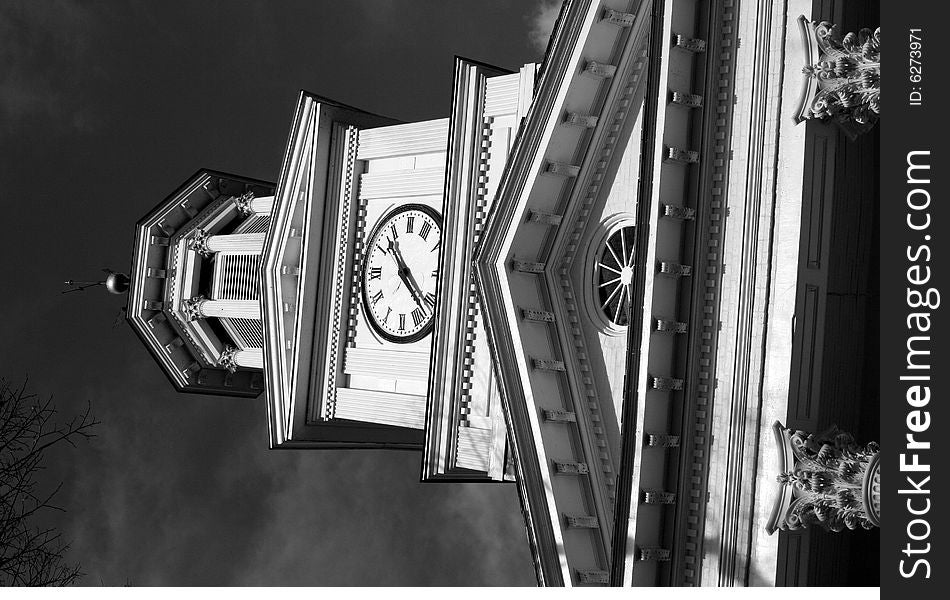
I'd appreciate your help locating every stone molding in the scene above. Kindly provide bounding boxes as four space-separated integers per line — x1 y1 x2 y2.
668 0 739 586
476 0 656 586
327 125 359 421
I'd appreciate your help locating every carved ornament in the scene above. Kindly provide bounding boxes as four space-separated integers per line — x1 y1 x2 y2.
768 422 880 533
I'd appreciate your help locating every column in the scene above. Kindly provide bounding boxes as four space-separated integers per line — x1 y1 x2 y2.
218 346 264 372
189 229 265 256
182 296 260 321
233 191 275 216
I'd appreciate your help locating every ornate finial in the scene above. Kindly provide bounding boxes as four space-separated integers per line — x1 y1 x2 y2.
232 190 256 217
181 295 207 322
62 268 130 295
218 345 239 373
189 229 213 257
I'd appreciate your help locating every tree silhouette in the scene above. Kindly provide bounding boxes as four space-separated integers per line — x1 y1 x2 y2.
1 378 98 586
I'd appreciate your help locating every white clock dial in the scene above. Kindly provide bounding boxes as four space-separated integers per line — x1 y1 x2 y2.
361 204 442 343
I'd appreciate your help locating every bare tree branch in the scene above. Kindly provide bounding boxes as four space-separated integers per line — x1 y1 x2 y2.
1 377 98 586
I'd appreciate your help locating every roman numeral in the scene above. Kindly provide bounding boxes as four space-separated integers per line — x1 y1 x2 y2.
369 266 382 280
430 238 440 253
371 290 383 306
423 292 436 310
383 307 392 323
419 221 431 241
411 308 425 327
398 313 406 330
406 216 414 233
431 268 439 278
389 223 398 240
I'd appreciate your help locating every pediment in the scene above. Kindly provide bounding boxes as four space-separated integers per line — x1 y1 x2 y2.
477 0 734 584
260 92 419 449
475 0 652 585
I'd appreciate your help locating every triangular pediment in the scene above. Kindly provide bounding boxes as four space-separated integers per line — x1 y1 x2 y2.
475 0 653 585
260 92 415 449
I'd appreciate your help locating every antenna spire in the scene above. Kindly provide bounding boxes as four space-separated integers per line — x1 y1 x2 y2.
62 268 130 295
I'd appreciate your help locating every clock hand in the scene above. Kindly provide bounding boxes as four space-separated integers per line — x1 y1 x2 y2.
402 269 427 310
385 236 426 307
385 235 409 271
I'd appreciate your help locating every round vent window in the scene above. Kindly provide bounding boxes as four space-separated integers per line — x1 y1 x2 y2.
595 225 636 327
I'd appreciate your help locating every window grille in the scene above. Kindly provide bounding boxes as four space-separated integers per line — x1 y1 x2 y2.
212 254 261 300
221 317 265 350
235 214 271 234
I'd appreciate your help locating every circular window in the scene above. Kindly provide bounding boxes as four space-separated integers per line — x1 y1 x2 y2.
595 225 636 327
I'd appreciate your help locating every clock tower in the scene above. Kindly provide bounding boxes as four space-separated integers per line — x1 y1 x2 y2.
124 0 881 586
128 62 536 471
257 63 536 472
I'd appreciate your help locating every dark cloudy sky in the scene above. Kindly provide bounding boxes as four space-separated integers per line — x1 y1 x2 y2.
0 0 562 586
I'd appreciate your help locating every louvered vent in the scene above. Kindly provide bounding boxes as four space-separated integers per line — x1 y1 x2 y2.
213 254 261 300
235 215 271 234
221 318 265 350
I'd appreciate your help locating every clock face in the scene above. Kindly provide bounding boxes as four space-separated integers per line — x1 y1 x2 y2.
361 204 442 343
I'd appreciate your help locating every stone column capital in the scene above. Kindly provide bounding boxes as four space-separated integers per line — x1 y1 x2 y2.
218 345 240 373
232 190 256 216
189 228 213 257
797 19 880 136
181 295 207 321
767 422 880 534
217 345 264 372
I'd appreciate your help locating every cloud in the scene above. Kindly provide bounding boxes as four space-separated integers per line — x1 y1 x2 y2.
54 352 534 586
0 0 104 133
527 0 561 53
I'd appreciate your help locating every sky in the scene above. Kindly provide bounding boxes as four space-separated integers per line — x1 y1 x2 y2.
0 0 563 586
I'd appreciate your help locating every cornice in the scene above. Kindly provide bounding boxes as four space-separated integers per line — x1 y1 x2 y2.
547 26 652 520
668 0 739 586
476 0 654 587
476 0 605 581
423 58 511 481
262 94 314 446
611 0 673 583
609 0 724 585
262 91 406 449
165 188 241 363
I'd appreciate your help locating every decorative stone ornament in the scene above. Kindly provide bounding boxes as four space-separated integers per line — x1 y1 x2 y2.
767 421 880 534
218 345 240 373
232 190 257 216
647 433 680 448
189 228 213 257
181 295 207 322
797 19 880 137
